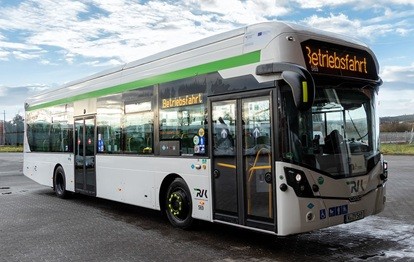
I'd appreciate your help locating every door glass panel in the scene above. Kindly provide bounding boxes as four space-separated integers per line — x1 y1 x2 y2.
74 118 96 195
75 119 84 190
84 118 96 192
242 97 273 220
212 100 237 216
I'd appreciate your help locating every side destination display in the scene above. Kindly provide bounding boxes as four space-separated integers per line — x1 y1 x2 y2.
301 39 378 80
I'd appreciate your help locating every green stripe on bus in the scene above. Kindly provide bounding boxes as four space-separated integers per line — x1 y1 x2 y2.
27 51 261 111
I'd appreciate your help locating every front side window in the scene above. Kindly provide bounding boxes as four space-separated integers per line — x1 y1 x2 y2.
159 78 208 156
160 103 207 155
281 86 379 177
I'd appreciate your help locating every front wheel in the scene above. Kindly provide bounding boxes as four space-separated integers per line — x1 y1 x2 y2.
165 178 194 229
54 166 68 199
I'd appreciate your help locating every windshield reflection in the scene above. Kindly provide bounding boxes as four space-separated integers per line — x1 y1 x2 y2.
281 87 380 177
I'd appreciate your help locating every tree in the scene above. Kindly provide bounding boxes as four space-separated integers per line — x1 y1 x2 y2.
12 114 24 124
4 114 24 145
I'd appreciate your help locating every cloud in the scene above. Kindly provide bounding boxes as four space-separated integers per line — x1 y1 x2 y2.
0 0 412 67
300 12 409 41
381 64 414 84
182 0 291 22
0 34 43 61
378 64 414 116
392 0 414 4
293 0 358 9
0 82 71 120
82 59 123 67
0 84 50 109
0 50 8 60
296 2 414 42
12 50 42 60
303 13 361 35
293 0 414 9
0 0 292 66
378 86 414 117
0 1 205 63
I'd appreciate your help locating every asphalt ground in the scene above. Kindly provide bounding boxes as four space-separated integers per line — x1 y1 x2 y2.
0 153 413 261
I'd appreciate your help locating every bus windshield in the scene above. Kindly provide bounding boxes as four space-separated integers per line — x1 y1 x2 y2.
281 86 380 177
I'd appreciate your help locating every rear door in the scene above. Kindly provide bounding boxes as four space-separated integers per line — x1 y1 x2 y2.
74 117 96 196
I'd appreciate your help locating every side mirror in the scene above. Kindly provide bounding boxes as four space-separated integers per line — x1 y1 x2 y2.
282 71 315 111
256 63 315 112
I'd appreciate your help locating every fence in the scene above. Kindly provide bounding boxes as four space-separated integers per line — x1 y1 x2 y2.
0 121 24 146
380 132 414 144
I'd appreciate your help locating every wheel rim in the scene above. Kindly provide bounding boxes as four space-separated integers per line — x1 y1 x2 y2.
167 189 189 221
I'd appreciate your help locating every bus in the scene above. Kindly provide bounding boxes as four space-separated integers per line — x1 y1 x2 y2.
24 22 388 236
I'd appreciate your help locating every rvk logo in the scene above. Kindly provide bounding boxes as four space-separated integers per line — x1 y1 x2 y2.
346 179 365 193
194 188 208 199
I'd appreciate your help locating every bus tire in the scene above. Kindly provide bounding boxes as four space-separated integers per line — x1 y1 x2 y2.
165 178 193 229
54 166 68 199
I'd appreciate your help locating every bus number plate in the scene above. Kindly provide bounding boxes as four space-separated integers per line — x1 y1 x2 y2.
344 210 364 223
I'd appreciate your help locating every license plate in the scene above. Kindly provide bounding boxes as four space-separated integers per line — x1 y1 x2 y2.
344 210 365 223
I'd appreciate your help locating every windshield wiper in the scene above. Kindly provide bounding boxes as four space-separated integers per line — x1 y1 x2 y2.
347 111 363 140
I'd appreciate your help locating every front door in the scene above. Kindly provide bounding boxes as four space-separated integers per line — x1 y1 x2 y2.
211 93 275 231
74 117 96 196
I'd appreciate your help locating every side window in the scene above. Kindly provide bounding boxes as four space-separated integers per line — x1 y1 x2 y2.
50 104 74 152
26 105 73 152
26 110 50 152
123 87 154 154
97 87 154 155
159 78 208 156
97 94 123 154
123 110 153 154
28 121 51 152
49 122 73 152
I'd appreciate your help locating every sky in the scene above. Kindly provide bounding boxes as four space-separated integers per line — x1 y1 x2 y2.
0 0 413 121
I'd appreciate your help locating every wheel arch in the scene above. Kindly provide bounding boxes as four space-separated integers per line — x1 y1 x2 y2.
52 163 70 199
159 173 183 213
53 164 65 189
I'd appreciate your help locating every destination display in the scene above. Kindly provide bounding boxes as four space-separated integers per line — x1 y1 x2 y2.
301 39 378 80
161 93 203 109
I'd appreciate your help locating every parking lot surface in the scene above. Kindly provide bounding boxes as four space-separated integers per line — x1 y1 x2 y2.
0 153 413 261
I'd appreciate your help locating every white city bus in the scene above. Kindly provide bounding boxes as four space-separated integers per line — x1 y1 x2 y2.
24 22 388 236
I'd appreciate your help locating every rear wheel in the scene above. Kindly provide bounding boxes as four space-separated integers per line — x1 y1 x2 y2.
54 166 68 199
165 178 193 229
